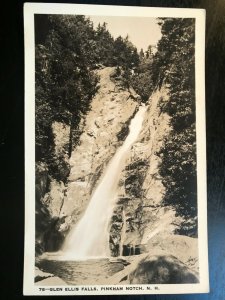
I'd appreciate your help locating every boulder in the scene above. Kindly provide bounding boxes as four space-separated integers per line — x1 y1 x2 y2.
35 267 66 285
35 267 54 282
129 254 199 284
146 233 199 273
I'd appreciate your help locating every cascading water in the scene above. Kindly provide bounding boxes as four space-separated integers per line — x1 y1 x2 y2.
62 105 147 259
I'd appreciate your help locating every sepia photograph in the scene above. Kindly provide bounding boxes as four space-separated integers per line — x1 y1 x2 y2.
24 3 208 295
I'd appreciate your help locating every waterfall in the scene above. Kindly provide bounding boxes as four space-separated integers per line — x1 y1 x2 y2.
62 105 147 259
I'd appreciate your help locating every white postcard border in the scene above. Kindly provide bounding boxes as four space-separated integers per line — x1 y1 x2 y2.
24 2 208 295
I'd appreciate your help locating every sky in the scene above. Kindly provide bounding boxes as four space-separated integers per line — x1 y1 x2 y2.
89 15 162 52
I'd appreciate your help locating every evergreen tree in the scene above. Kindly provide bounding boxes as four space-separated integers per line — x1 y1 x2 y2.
130 44 154 102
139 48 144 59
152 18 197 236
35 14 140 175
94 22 114 66
35 14 99 171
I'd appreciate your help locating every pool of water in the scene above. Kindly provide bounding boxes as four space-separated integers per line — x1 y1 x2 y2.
37 256 126 285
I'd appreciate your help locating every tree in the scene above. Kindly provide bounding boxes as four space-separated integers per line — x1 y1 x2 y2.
152 18 197 236
139 48 144 59
35 14 143 177
130 44 154 102
35 14 99 169
94 22 114 66
113 35 139 70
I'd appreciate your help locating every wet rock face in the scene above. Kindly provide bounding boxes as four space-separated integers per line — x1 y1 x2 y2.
108 85 194 259
109 86 177 256
58 67 138 231
36 67 139 252
36 69 197 263
122 245 141 256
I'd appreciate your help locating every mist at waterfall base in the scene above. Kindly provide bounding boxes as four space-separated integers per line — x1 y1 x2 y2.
62 105 147 260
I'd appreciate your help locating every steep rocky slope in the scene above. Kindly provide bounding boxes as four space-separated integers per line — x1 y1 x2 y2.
36 67 140 251
109 85 183 256
36 67 198 279
59 67 139 226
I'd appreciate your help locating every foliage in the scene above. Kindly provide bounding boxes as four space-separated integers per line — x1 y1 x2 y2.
94 22 115 66
35 15 141 172
113 35 139 69
130 51 154 102
153 18 197 236
35 15 99 167
35 15 197 238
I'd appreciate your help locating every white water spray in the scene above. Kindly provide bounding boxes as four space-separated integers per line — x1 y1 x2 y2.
63 105 147 259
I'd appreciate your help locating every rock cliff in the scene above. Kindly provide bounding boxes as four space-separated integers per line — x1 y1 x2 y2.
109 86 183 256
36 67 140 251
36 67 198 278
59 67 140 233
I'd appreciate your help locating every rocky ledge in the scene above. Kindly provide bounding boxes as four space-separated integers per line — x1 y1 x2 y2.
35 267 66 285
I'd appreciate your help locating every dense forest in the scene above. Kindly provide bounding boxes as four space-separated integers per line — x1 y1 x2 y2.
35 15 146 178
35 14 197 254
152 18 197 235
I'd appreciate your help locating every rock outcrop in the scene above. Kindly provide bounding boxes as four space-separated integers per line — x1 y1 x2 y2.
56 67 139 235
129 254 199 284
99 234 198 285
109 85 184 256
36 67 140 252
35 123 70 253
35 67 198 282
35 267 66 285
35 267 54 283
